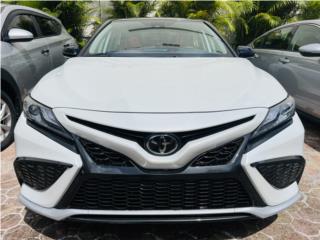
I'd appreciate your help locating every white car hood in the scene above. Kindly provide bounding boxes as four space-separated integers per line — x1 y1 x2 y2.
32 57 287 113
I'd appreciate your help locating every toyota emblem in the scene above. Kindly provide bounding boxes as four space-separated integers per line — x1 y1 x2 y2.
145 134 179 156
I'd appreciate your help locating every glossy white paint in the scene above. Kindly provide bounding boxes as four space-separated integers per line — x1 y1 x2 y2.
15 115 82 207
54 107 267 169
31 57 287 112
242 114 304 206
15 112 304 212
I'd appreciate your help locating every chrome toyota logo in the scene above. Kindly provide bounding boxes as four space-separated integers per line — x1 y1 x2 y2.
146 134 179 156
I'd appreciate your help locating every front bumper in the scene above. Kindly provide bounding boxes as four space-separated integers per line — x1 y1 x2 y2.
20 193 301 222
14 110 305 222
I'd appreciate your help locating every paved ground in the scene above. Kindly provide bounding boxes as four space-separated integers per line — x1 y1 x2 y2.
1 117 320 240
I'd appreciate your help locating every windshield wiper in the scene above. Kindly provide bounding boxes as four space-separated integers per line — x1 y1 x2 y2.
88 52 119 57
128 27 215 38
162 43 180 47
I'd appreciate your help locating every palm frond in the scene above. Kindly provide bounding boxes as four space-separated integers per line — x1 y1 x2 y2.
213 15 236 33
268 0 303 15
188 10 209 20
299 1 320 20
126 1 144 17
251 12 282 28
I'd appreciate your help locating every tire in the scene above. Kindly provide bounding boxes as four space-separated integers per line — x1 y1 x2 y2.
1 90 17 151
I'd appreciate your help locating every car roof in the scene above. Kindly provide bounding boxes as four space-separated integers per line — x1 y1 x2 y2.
251 19 320 44
279 19 320 27
1 4 60 22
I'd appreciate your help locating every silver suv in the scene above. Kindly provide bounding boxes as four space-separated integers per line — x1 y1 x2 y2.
249 20 320 120
1 5 77 150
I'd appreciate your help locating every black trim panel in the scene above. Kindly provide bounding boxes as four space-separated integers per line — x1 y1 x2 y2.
1 69 23 113
246 119 293 152
27 120 78 153
68 213 255 224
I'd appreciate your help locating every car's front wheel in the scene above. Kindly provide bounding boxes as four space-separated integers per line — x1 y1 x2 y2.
1 91 17 151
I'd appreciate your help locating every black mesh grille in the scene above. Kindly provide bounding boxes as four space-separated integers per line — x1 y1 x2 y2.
191 138 243 167
14 159 70 190
69 177 252 210
81 138 134 167
254 158 305 189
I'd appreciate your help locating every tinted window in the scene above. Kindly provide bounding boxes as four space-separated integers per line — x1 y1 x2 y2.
290 25 320 51
262 27 295 50
36 16 61 36
85 19 233 57
8 14 38 37
252 36 266 48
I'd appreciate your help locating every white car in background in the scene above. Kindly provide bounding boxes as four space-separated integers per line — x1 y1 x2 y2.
1 4 77 150
14 18 305 223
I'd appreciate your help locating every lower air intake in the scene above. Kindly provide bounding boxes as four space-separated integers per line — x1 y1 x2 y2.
253 157 305 189
69 177 252 210
14 158 70 190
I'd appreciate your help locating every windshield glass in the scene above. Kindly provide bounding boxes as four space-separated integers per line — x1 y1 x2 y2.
84 19 233 57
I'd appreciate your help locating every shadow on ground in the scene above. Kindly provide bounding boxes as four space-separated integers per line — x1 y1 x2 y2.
24 210 277 240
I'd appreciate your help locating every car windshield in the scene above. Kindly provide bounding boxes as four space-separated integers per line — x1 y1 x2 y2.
84 19 233 57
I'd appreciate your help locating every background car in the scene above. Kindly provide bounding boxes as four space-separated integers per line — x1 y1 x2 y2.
249 20 320 120
1 4 77 150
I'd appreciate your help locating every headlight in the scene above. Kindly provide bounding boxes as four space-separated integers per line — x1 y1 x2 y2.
249 96 295 145
23 95 72 141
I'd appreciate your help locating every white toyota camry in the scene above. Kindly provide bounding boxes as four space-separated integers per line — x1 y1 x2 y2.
14 18 305 223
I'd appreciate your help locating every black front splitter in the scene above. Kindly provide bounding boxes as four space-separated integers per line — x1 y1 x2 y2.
67 213 256 224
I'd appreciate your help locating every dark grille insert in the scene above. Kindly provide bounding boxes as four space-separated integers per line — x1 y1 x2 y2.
14 159 70 191
191 138 243 167
69 177 252 210
253 157 305 189
81 138 134 167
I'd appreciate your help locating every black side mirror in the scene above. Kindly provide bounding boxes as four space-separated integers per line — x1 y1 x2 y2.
237 46 255 58
63 46 80 57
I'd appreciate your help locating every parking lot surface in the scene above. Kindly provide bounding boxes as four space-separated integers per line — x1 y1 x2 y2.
1 117 320 240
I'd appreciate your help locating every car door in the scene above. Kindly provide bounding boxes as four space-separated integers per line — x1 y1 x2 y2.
280 24 320 118
249 26 296 73
4 13 52 92
35 16 75 69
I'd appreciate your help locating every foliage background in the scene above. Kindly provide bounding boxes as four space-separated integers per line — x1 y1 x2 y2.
4 0 320 47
